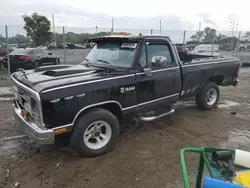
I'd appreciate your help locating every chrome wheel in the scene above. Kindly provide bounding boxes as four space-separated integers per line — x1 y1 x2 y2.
206 88 217 105
34 61 39 68
83 120 112 150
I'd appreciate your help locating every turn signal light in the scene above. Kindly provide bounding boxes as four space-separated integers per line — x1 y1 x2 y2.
21 110 25 117
53 128 67 135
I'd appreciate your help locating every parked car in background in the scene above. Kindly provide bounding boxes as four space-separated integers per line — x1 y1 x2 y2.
85 42 96 48
3 48 60 73
18 43 31 48
37 45 48 50
186 44 197 51
219 44 235 51
66 43 77 49
191 44 220 56
75 44 86 49
56 43 66 49
0 46 13 68
175 43 189 53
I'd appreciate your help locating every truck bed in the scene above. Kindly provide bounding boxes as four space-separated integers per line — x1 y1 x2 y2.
178 52 215 63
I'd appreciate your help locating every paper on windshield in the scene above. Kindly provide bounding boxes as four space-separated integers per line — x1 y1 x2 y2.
121 43 137 48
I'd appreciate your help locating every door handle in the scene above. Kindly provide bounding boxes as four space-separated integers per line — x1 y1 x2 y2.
170 69 177 72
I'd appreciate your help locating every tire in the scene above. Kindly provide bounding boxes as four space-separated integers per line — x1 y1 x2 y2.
34 60 40 68
70 108 119 157
56 58 60 65
195 82 220 110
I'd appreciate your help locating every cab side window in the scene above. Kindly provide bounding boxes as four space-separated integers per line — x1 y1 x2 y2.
146 43 173 69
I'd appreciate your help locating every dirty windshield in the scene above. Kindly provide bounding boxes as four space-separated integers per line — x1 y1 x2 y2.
83 41 137 68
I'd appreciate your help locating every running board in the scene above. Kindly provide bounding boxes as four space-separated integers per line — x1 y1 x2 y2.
139 108 175 122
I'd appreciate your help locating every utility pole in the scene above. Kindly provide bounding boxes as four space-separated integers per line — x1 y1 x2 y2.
198 21 201 50
52 13 56 45
111 18 114 34
231 22 235 37
160 20 162 35
183 30 186 45
236 31 241 57
62 26 66 64
198 21 201 39
230 22 238 55
95 26 98 34
5 25 10 76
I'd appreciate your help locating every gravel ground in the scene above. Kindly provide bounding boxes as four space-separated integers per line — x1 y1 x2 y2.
0 57 250 188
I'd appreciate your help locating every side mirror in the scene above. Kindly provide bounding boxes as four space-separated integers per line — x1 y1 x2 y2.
143 68 152 77
151 56 167 64
48 52 53 55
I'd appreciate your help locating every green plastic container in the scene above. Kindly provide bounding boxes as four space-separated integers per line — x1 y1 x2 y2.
179 147 247 188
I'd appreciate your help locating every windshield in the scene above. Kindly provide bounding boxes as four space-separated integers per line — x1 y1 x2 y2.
84 41 137 68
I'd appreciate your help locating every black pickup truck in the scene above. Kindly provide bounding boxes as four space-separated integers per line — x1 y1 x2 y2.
11 35 240 157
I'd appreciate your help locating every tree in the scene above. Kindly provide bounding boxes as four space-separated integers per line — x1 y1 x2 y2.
22 13 52 46
190 27 216 43
190 31 204 41
203 27 216 42
8 34 30 44
216 33 227 43
0 34 5 44
245 31 250 36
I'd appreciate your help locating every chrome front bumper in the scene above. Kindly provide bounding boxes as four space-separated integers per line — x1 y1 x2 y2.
12 103 54 145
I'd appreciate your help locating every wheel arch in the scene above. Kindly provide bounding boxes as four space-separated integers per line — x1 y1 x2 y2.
209 75 224 85
72 101 123 125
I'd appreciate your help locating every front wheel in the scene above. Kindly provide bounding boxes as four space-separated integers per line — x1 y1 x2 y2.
55 58 60 65
34 60 40 68
195 82 220 110
70 108 119 157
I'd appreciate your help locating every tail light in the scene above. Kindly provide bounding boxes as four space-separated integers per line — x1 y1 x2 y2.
198 50 205 53
19 56 32 61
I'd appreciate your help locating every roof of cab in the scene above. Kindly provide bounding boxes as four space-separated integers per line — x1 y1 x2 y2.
89 35 171 42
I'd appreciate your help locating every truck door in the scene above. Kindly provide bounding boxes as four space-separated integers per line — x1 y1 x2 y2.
135 40 181 112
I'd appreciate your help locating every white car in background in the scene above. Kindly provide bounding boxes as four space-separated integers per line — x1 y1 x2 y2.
191 44 220 56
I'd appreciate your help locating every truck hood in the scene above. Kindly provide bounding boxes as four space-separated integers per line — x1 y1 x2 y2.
11 64 124 93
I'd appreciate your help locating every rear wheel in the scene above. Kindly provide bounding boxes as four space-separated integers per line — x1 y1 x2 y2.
70 108 119 157
34 60 40 68
195 82 220 110
55 58 60 65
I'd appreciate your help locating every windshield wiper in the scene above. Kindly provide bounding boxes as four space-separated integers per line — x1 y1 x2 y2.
96 59 110 64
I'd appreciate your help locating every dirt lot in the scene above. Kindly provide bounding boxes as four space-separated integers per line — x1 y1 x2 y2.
0 68 250 188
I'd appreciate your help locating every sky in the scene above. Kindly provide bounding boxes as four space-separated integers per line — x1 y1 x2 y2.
0 0 249 40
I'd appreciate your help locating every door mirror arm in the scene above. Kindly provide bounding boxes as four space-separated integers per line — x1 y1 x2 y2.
143 68 152 77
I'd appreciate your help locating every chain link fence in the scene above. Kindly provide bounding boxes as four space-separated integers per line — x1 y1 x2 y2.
1 24 249 74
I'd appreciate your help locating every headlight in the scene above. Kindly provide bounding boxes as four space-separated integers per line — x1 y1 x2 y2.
31 98 39 117
12 85 18 100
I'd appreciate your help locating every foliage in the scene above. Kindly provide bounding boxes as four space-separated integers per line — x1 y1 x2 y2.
53 31 130 44
0 34 5 44
190 31 204 41
22 12 52 46
8 34 30 44
245 31 250 36
203 27 216 42
190 27 216 43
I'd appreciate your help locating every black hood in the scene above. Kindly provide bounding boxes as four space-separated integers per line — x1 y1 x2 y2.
12 65 104 93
